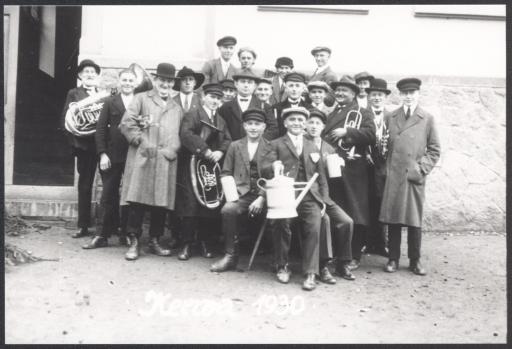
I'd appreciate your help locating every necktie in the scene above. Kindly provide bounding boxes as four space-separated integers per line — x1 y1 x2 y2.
405 107 411 120
295 137 302 155
184 96 190 112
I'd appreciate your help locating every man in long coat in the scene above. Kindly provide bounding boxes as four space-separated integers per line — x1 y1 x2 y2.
120 63 183 260
380 78 441 276
321 76 376 270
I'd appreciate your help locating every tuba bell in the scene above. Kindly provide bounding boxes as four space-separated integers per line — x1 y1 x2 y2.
64 90 111 137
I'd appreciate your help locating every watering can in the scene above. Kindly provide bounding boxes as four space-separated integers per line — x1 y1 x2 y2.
257 162 319 219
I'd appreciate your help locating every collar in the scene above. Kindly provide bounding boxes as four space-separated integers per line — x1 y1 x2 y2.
315 65 329 74
238 95 251 103
287 132 302 143
287 98 300 105
403 103 418 115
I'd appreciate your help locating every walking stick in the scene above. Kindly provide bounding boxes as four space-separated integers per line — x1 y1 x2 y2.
246 218 268 271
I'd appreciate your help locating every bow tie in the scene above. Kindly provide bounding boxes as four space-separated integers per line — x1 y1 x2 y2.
374 110 382 115
239 98 249 102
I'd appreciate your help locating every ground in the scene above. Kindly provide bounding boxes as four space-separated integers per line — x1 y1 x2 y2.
4 224 507 344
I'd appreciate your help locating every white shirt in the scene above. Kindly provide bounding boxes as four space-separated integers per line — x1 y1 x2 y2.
220 59 231 78
357 96 368 109
314 138 322 151
180 92 192 110
247 140 259 161
312 102 325 110
121 94 134 109
202 106 214 122
237 95 251 112
403 103 418 117
287 132 303 155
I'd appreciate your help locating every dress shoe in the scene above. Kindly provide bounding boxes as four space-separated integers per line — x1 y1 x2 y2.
409 259 427 276
276 265 291 284
302 273 317 291
336 262 356 281
199 241 213 258
319 266 337 284
82 236 108 249
348 259 360 270
384 259 398 273
148 237 172 257
125 235 139 261
72 228 90 238
178 244 191 260
210 253 238 272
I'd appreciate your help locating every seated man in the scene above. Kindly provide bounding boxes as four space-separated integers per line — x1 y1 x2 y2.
210 108 270 272
263 107 329 291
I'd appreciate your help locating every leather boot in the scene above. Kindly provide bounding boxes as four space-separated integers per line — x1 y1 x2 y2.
210 229 239 272
178 243 191 260
125 235 139 261
199 241 213 258
148 237 172 257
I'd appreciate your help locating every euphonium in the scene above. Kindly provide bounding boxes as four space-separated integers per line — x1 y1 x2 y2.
64 90 110 137
338 106 362 160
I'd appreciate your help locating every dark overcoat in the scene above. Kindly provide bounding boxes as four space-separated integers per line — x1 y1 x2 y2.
270 99 312 137
379 105 441 227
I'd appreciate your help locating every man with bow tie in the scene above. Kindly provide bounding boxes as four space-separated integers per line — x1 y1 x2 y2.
270 72 312 137
61 59 103 239
380 78 441 276
269 56 293 106
321 75 376 270
218 71 278 141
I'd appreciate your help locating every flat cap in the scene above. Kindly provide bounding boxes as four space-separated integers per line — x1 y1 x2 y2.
217 36 237 47
311 46 332 56
308 108 327 124
282 106 310 120
202 83 224 98
275 56 294 68
284 72 306 84
219 79 235 90
307 80 330 93
242 108 266 123
396 77 422 91
354 71 375 83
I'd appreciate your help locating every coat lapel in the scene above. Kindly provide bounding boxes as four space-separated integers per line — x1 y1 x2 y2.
232 99 243 120
396 106 423 133
239 138 251 174
112 94 126 114
214 59 224 81
284 134 299 159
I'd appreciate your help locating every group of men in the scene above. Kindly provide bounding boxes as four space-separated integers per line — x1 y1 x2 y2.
62 35 441 291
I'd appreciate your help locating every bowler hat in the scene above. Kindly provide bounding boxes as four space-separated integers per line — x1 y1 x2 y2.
220 79 235 90
242 108 266 123
282 106 310 120
365 78 391 95
275 57 294 69
232 71 260 83
284 72 306 84
77 59 101 76
172 66 205 91
217 36 237 47
354 71 375 84
311 46 331 56
308 109 327 124
396 77 422 91
151 63 179 81
202 83 224 98
307 80 330 93
330 75 360 95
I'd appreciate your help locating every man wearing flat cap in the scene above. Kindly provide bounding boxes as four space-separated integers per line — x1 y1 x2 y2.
354 71 374 109
172 66 204 113
202 35 237 84
218 71 278 141
220 79 237 104
309 46 337 108
308 80 335 116
176 83 232 261
270 72 312 137
255 78 273 108
61 59 104 239
380 77 441 276
269 57 294 106
210 108 272 272
322 75 376 270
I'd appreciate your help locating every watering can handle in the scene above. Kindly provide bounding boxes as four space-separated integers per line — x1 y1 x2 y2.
256 178 267 192
294 172 319 206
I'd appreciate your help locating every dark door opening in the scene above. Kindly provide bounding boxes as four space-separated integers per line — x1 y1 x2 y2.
13 6 82 186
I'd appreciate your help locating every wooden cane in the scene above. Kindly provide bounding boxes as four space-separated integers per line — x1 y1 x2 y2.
246 218 268 271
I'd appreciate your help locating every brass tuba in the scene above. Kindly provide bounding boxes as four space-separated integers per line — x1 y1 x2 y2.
64 90 111 137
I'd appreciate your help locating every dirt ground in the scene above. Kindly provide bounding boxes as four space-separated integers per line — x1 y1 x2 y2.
4 224 507 344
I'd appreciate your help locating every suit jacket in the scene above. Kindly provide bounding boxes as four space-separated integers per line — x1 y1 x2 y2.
270 99 313 137
173 92 202 113
218 96 279 141
262 134 332 206
221 137 271 197
269 75 288 106
309 66 338 85
61 86 98 153
201 58 237 84
95 94 129 164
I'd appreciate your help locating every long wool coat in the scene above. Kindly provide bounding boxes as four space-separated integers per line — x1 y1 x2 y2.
119 89 183 210
379 105 441 227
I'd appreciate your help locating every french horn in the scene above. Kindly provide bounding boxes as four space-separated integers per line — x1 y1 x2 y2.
64 90 111 137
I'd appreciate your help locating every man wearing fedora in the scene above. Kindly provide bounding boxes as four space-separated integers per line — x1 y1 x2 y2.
322 75 376 270
119 62 183 260
176 83 232 261
173 66 204 113
270 72 312 137
218 71 278 141
364 78 392 257
61 59 103 239
269 57 294 106
307 80 335 116
220 79 237 105
380 77 441 276
202 36 237 84
354 71 375 109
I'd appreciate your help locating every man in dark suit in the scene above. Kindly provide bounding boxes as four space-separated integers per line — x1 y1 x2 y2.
210 109 271 272
269 57 293 106
354 71 375 109
270 72 312 137
218 71 278 141
263 107 330 291
322 76 376 270
82 68 136 249
364 78 392 257
220 79 236 104
176 83 232 260
61 59 103 238
201 36 237 84
172 66 204 113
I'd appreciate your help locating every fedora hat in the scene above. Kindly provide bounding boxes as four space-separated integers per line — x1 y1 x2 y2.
172 66 205 91
77 59 101 76
151 63 179 81
232 70 260 83
365 78 391 95
354 71 375 84
330 75 360 95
